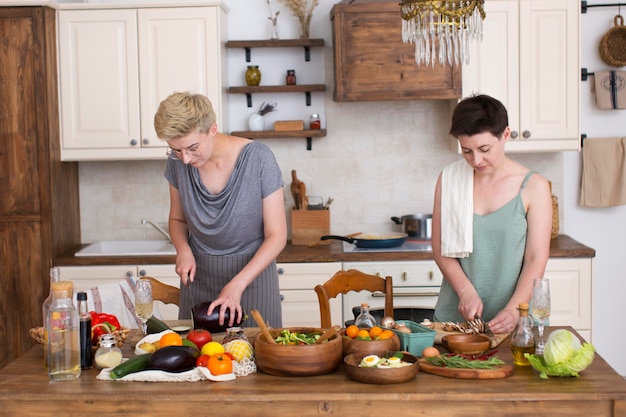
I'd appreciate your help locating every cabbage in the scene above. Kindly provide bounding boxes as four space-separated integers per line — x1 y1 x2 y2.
524 329 595 379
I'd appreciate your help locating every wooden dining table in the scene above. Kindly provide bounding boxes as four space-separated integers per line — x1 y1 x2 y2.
1 324 625 416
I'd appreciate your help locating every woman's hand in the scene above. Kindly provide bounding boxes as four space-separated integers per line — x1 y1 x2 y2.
487 308 518 334
175 248 196 287
207 280 246 328
457 286 483 322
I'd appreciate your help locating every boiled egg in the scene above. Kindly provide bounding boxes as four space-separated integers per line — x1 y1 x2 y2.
360 354 380 367
386 356 402 367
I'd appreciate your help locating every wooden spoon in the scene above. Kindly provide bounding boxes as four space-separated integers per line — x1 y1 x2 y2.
315 325 341 344
251 309 276 344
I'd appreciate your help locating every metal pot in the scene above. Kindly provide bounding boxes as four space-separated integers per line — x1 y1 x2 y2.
320 232 407 248
391 214 432 239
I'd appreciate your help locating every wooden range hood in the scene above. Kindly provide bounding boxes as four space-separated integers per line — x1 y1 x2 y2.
331 0 462 102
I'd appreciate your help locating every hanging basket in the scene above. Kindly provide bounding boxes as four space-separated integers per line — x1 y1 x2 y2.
599 15 626 68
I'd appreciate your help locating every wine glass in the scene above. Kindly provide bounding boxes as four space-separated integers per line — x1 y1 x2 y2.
135 278 153 336
531 277 551 354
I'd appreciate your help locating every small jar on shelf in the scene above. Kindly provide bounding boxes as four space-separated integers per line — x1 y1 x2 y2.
286 69 296 85
309 114 321 130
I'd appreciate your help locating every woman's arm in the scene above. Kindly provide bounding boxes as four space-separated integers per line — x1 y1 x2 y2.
489 174 552 334
168 184 196 287
210 187 287 326
432 174 483 321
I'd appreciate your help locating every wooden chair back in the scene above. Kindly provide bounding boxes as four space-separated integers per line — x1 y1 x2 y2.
143 277 180 306
314 269 393 328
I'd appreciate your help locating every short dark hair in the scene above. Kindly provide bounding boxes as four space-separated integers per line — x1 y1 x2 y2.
449 94 508 139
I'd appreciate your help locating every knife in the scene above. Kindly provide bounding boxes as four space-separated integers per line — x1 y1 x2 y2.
475 314 494 337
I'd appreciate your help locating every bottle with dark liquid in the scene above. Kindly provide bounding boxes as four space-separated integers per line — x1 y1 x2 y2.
77 291 92 369
511 303 535 366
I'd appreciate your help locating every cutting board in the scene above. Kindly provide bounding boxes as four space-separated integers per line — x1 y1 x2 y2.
432 322 510 348
418 359 514 379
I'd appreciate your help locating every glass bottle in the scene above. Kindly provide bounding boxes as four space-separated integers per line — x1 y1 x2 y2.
511 303 535 366
94 334 123 370
354 303 377 329
77 292 92 369
309 114 321 130
223 326 248 344
245 65 261 86
286 69 296 85
42 267 60 367
46 281 81 381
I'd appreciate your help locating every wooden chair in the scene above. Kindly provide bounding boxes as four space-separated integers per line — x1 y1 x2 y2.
315 269 393 328
143 276 180 306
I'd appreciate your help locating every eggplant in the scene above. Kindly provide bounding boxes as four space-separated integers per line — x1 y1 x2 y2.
148 346 198 373
191 301 246 333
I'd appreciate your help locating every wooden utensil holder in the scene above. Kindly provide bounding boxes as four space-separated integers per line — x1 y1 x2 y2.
291 209 330 246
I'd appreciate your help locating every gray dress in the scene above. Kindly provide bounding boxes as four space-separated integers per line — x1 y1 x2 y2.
165 141 284 328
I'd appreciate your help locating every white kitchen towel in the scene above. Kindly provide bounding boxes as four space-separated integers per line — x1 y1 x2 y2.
593 71 626 109
83 276 142 329
580 137 626 208
440 159 474 258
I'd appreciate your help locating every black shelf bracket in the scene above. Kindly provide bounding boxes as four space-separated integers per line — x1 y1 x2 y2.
581 133 587 147
304 46 311 61
245 93 253 107
306 137 312 151
245 47 251 62
581 1 626 13
305 91 311 106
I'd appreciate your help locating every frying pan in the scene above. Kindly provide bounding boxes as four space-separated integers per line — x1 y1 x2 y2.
320 232 408 248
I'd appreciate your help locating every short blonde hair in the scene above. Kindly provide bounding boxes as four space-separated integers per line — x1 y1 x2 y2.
154 92 216 140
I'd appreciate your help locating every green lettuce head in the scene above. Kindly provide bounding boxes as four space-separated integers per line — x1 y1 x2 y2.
525 329 595 379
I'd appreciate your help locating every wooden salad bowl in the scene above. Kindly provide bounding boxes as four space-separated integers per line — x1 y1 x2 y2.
254 327 342 377
344 351 419 384
342 330 401 357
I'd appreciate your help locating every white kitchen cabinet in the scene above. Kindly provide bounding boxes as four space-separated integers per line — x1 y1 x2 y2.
457 0 579 152
342 261 443 324
544 258 592 342
276 262 342 328
58 6 227 161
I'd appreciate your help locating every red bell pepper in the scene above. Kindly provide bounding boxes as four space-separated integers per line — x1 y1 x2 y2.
89 311 121 345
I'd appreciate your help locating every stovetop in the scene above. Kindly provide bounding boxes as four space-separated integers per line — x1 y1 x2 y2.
342 240 432 253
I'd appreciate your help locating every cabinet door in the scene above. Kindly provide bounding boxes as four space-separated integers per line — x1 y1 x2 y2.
517 0 579 149
58 10 141 151
137 7 222 148
544 258 592 337
57 265 133 294
277 262 342 328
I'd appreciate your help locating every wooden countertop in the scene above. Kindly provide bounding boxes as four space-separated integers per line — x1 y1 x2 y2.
54 234 595 266
1 326 623 416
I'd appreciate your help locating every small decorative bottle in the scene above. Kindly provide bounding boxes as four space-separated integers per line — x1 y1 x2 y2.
94 333 123 370
511 303 535 366
42 267 60 367
77 292 92 369
245 65 262 86
354 303 377 329
222 327 249 344
309 114 321 130
46 281 81 381
286 69 296 85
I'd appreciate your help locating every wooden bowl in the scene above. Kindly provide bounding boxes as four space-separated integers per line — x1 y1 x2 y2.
442 334 491 355
254 327 342 377
342 330 401 357
343 351 419 384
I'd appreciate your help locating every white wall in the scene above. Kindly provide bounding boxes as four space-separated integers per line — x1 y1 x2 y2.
564 6 626 376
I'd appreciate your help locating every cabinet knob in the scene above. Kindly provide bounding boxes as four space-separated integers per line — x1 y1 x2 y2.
139 270 146 276
511 130 519 139
279 294 285 302
126 271 134 278
130 139 138 146
428 271 434 280
277 267 284 275
402 271 408 281
522 130 531 139
142 138 150 145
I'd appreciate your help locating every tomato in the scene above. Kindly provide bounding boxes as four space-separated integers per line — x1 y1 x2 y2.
186 329 212 349
207 353 233 375
195 354 210 367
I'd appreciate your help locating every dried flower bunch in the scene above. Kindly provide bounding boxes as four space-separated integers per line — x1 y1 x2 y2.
267 0 279 25
258 101 277 116
277 0 319 38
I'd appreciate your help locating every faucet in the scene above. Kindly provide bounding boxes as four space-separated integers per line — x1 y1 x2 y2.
141 219 171 242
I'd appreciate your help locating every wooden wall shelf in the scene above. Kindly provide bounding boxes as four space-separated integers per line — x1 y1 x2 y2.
226 39 325 62
229 84 326 107
231 129 326 151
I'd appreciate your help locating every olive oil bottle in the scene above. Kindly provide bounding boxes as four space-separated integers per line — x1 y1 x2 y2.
511 303 535 366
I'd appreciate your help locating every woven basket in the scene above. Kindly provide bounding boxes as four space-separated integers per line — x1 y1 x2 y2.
599 15 626 68
29 326 130 350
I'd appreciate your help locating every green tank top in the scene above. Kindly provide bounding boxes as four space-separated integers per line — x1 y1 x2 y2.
434 171 535 323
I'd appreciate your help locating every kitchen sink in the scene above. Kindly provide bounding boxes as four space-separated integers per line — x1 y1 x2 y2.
75 240 176 257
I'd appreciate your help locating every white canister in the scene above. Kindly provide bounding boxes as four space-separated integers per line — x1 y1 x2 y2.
248 113 264 131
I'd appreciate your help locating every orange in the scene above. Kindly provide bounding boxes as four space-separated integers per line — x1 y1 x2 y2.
378 329 394 340
369 326 383 339
356 329 372 340
159 332 183 348
345 325 359 339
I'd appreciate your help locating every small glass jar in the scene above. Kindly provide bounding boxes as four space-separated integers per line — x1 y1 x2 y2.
94 333 123 369
309 114 321 130
286 69 296 85
222 326 248 344
245 65 261 86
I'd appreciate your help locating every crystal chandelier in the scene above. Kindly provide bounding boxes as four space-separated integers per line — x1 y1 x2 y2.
400 0 486 67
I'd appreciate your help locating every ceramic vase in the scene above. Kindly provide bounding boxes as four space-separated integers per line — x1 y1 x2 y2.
248 113 264 131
